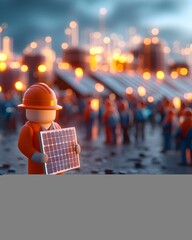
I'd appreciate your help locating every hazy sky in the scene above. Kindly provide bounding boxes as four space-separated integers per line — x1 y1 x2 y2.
0 0 192 54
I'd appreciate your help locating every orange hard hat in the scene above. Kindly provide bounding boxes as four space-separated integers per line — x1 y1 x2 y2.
183 108 192 118
104 99 113 108
17 83 62 110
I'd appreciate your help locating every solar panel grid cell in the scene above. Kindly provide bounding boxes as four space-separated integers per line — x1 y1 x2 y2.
39 127 80 175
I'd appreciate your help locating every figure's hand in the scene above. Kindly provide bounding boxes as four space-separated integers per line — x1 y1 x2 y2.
31 152 49 163
75 144 81 154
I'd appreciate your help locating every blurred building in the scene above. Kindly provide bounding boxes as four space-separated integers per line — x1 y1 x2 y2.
22 53 46 85
62 47 90 70
0 67 20 93
22 38 56 86
138 38 166 73
168 62 190 77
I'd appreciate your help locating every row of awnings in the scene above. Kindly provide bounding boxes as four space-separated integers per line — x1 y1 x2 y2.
55 67 192 101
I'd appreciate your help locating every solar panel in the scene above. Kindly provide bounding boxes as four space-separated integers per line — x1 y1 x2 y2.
39 127 80 175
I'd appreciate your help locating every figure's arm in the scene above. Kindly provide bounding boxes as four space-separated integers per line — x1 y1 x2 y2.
18 125 48 163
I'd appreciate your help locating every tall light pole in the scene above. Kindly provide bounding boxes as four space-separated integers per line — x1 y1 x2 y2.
69 21 79 47
0 23 8 51
65 28 72 46
99 8 107 38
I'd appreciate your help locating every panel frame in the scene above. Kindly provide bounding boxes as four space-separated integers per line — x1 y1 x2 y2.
39 127 80 175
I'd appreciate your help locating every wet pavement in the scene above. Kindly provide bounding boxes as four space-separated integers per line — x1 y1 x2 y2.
1 122 192 175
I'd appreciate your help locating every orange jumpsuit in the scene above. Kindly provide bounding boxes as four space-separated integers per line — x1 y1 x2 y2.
18 121 61 174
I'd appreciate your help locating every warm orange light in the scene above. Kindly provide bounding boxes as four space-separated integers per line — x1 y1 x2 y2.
151 28 159 36
132 35 142 44
75 67 83 78
30 42 37 49
0 86 2 92
172 97 181 110
10 61 20 69
143 72 151 80
21 65 28 72
38 64 47 72
184 93 192 101
103 37 110 44
180 68 188 76
15 81 25 91
61 43 68 50
171 71 178 79
152 37 159 44
58 62 70 70
156 71 165 80
95 47 104 55
148 96 154 103
113 53 120 61
119 55 126 64
126 87 133 95
90 55 97 72
95 83 104 93
117 63 123 72
137 86 146 97
144 38 151 45
127 53 134 63
0 53 7 61
45 36 52 43
69 21 77 29
0 62 7 71
91 99 99 111
90 48 96 55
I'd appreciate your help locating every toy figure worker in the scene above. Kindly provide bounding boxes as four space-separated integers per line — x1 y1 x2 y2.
17 83 80 174
118 99 133 144
84 98 97 140
175 108 192 166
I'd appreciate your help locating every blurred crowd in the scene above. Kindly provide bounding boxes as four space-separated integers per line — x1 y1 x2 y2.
1 88 192 166
80 95 192 166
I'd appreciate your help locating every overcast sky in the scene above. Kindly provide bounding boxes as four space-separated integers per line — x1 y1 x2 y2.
0 0 192 54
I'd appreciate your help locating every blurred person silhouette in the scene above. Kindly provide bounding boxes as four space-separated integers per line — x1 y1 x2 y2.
1 91 18 133
103 99 119 144
162 108 179 153
134 101 147 143
118 99 133 144
175 108 192 166
84 98 97 140
158 97 173 124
